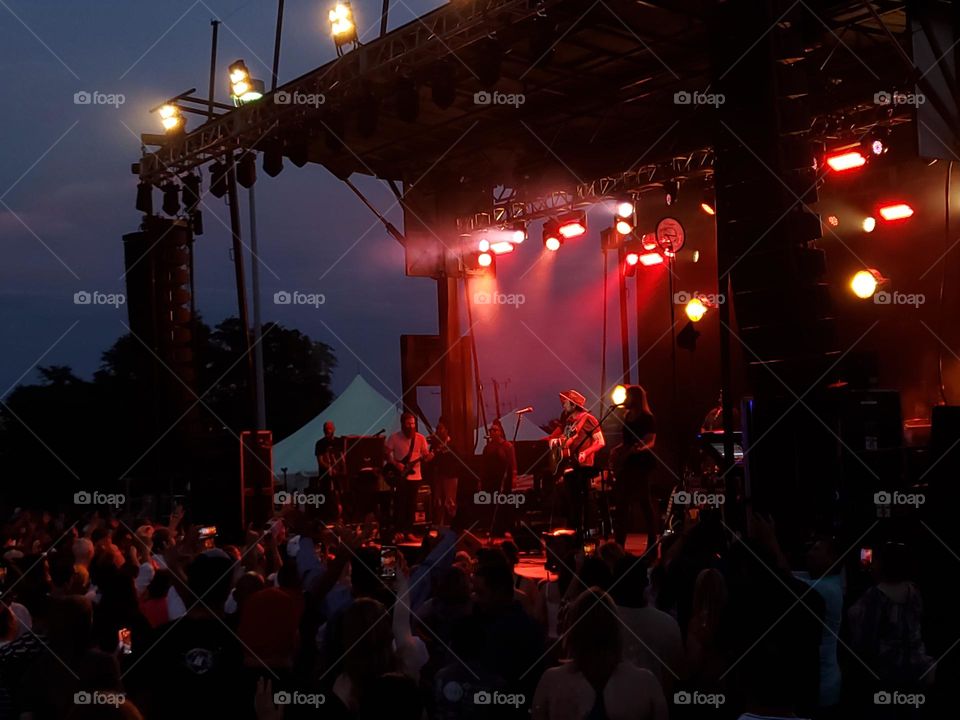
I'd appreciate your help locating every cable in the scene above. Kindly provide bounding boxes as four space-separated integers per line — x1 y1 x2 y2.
463 275 488 451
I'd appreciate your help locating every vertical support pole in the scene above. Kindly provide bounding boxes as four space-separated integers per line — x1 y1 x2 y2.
248 182 267 430
271 0 285 92
617 246 631 385
226 156 255 425
208 20 220 120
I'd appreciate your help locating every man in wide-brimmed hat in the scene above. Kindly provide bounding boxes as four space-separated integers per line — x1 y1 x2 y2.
549 389 605 537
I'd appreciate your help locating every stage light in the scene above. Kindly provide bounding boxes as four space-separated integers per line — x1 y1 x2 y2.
615 199 634 218
478 238 490 252
181 173 201 211
490 241 515 255
157 104 183 133
557 211 587 239
237 153 256 188
826 215 839 227
692 250 700 263
700 188 716 215
615 219 632 235
209 161 228 198
545 236 561 251
162 182 180 216
638 252 664 266
825 150 866 172
509 223 527 244
625 252 639 266
664 180 680 206
850 268 883 299
543 220 562 251
329 2 359 55
863 129 888 157
862 216 876 233
263 143 283 177
685 297 708 322
135 182 153 214
641 233 658 251
611 384 627 406
478 251 493 267
878 203 914 221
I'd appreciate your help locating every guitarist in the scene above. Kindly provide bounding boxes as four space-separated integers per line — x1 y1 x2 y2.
550 389 605 537
385 411 433 541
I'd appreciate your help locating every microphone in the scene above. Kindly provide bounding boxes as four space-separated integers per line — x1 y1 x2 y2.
374 428 386 436
515 406 534 414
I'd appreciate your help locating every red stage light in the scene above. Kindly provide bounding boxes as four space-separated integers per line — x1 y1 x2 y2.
489 241 515 255
878 203 914 221
615 219 632 235
700 202 716 216
625 252 639 266
478 251 493 267
641 233 657 251
825 150 867 172
557 211 587 239
826 215 839 227
638 252 664 266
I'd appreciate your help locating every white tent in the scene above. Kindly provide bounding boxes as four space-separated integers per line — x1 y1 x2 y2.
273 375 401 481
474 409 546 452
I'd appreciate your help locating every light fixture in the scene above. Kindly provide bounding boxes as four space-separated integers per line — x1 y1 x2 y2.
615 198 634 219
478 251 493 267
625 252 640 266
237 153 256 188
825 150 866 172
685 297 708 322
162 182 180 216
135 182 153 214
878 203 914 221
638 252 664 266
862 216 876 233
611 385 627 406
329 2 359 55
826 215 840 227
615 219 633 235
850 268 883 299
209 161 228 199
664 180 680 206
508 222 526 244
641 233 658 251
489 241 515 255
543 220 562 251
228 61 263 105
157 104 183 133
557 211 587 239
863 128 889 157
700 188 716 215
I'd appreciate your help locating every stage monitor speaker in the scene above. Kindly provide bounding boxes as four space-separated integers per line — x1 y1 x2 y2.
841 390 903 452
241 430 274 529
344 435 386 477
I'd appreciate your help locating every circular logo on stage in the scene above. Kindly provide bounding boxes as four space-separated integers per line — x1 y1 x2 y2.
655 217 685 256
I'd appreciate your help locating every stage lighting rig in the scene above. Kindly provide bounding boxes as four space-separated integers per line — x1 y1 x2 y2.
878 203 914 222
157 104 184 133
824 149 866 172
557 211 587 239
329 2 360 56
543 221 562 251
229 60 264 106
850 268 884 299
664 180 679 206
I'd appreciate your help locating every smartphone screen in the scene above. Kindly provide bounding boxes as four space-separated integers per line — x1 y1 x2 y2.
380 546 397 578
860 547 872 568
118 627 132 655
583 541 597 556
198 526 217 550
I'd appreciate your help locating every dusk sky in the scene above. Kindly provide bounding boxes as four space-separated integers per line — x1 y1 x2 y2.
0 0 707 435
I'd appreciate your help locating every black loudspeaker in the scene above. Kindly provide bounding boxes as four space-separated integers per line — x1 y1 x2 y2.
241 431 274 530
344 435 386 477
841 390 903 452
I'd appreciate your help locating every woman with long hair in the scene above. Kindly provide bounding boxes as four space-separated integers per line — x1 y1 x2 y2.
532 588 667 720
685 568 729 692
611 385 659 549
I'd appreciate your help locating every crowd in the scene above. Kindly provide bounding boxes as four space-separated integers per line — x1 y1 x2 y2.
0 504 940 719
